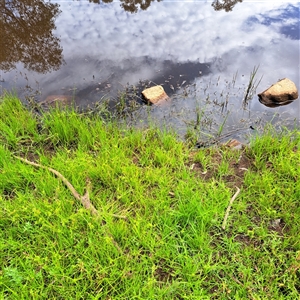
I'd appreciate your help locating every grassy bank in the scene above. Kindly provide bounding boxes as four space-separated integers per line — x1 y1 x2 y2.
0 94 299 299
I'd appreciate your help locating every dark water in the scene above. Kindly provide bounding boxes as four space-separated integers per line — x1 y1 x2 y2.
1 0 299 141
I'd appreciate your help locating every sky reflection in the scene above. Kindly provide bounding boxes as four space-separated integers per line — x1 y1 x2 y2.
1 0 299 137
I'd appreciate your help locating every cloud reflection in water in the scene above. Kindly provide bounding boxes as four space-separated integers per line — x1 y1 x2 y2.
1 0 299 138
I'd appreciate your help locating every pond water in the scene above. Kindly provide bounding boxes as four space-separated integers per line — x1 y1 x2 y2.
1 0 299 142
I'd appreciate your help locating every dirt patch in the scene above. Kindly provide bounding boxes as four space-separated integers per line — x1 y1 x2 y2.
154 258 177 283
187 146 253 188
268 218 287 237
233 233 263 248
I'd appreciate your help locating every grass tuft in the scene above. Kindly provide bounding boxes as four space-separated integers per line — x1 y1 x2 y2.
0 95 299 298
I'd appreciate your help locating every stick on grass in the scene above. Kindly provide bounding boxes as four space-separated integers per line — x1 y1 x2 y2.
14 155 125 253
222 186 241 230
14 156 99 215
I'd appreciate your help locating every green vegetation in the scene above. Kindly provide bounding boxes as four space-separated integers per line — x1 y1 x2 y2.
0 94 299 299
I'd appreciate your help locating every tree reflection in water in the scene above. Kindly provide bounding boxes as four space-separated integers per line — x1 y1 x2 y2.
212 0 243 12
0 0 63 73
0 0 244 74
89 0 161 13
89 0 242 13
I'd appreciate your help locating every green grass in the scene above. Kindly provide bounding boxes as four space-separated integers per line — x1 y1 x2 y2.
0 94 299 299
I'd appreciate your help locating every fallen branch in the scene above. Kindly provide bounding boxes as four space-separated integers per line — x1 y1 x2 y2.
14 155 125 253
14 155 99 216
14 156 127 219
222 186 241 230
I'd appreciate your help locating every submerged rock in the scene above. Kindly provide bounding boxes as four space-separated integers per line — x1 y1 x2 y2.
41 95 74 107
258 78 298 108
142 86 169 105
223 139 245 150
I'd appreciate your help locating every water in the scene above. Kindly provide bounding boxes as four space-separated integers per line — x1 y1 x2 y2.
1 0 299 142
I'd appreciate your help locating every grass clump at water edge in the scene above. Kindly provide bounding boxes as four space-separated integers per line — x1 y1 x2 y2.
0 94 299 299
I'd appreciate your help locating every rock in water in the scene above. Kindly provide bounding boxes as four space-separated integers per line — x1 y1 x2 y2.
258 78 298 107
223 139 245 150
41 95 74 107
142 86 169 105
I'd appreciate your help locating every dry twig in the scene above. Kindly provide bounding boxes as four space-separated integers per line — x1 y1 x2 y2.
14 155 125 253
14 155 127 219
222 186 241 230
14 156 99 215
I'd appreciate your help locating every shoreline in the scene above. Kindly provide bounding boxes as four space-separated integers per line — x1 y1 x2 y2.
1 93 299 298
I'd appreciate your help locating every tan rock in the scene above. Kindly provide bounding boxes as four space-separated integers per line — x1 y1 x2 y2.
142 86 169 105
41 95 74 107
258 78 298 107
223 139 245 150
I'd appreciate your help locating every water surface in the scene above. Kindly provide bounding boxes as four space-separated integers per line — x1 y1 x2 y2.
1 0 299 141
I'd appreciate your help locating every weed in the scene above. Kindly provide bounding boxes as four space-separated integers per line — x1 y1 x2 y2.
0 95 299 299
243 65 263 108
